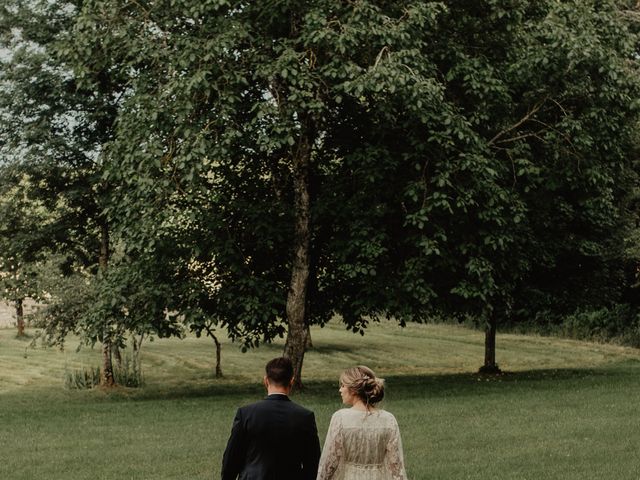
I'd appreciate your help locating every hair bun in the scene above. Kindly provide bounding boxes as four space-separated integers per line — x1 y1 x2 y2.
340 366 386 407
367 377 385 404
358 373 384 404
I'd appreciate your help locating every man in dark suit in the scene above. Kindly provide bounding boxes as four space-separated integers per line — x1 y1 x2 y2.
221 357 321 480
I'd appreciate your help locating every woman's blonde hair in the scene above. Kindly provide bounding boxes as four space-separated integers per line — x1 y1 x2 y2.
340 365 385 407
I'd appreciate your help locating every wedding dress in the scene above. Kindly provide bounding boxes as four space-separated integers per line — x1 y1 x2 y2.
316 408 408 480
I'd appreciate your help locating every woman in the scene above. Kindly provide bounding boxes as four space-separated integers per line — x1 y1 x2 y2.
317 366 408 480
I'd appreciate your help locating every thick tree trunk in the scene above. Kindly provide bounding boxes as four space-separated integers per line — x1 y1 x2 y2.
479 314 501 374
15 298 25 337
99 220 115 387
284 126 313 390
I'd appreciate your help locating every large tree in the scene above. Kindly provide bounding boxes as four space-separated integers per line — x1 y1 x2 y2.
507 1 640 323
62 0 637 378
15 0 639 385
423 0 640 370
66 1 523 385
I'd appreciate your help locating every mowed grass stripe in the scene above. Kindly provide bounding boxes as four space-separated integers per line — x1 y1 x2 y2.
1 321 639 479
1 321 639 391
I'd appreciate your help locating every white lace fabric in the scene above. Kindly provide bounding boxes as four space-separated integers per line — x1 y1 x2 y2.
317 409 408 480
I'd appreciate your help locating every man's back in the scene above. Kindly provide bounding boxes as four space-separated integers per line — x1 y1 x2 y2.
221 394 321 480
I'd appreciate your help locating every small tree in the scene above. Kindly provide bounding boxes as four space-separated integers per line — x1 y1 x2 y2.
0 0 128 384
0 171 52 337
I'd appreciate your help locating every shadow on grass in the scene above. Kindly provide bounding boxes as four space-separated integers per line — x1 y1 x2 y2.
109 359 640 403
389 360 640 399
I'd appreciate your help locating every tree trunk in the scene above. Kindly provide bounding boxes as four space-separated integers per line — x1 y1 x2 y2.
205 325 223 378
15 298 25 337
213 334 223 378
99 220 115 387
479 314 501 374
101 341 115 386
284 125 313 390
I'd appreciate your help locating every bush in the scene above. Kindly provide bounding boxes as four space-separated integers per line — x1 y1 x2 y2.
113 353 144 388
560 304 640 347
501 304 640 348
63 353 143 389
64 366 101 389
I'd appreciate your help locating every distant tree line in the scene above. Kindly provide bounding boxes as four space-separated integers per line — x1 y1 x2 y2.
1 0 640 386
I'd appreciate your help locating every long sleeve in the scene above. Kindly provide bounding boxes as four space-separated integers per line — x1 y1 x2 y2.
221 408 246 480
316 412 343 480
302 412 322 480
384 416 408 480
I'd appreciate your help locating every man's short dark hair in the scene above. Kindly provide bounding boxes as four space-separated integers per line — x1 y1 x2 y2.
265 357 294 386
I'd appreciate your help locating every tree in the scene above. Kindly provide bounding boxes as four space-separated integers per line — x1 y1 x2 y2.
65 1 519 385
485 0 640 359
0 169 51 336
408 0 640 371
47 0 640 384
0 0 127 385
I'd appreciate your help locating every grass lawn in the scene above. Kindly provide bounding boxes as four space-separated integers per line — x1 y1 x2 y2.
1 321 640 479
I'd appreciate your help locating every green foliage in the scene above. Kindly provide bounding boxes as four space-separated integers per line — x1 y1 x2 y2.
0 0 110 340
0 169 53 306
0 0 191 356
502 303 640 349
63 353 143 389
65 0 528 347
3 0 640 373
504 1 640 321
31 268 98 345
560 305 640 347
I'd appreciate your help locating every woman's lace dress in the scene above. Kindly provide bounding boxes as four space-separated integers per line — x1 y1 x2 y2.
316 408 408 480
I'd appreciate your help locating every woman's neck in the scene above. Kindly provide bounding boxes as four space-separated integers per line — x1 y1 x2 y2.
350 399 372 411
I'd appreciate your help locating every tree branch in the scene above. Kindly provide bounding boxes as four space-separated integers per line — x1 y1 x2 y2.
488 98 547 146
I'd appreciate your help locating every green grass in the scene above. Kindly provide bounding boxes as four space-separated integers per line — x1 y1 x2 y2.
1 321 640 479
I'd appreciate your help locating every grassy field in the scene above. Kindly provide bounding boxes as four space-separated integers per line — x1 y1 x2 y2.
1 321 640 479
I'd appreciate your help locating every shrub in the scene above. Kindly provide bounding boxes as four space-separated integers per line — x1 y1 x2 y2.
560 304 640 347
63 353 143 389
64 366 101 389
501 303 640 348
113 353 144 388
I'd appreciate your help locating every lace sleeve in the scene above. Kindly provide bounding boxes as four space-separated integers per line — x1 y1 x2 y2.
385 416 408 480
316 412 343 480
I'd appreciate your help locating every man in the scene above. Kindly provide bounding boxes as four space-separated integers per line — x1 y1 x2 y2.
221 357 321 480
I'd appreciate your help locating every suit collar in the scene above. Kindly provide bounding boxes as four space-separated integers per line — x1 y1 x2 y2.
266 393 291 401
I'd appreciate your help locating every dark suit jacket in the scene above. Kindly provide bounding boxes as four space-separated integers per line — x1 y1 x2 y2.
221 394 321 480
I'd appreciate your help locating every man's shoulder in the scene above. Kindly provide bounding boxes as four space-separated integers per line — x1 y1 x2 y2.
240 396 314 416
236 399 267 413
286 399 315 416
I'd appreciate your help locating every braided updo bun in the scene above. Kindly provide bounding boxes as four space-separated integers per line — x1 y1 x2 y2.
340 366 385 407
